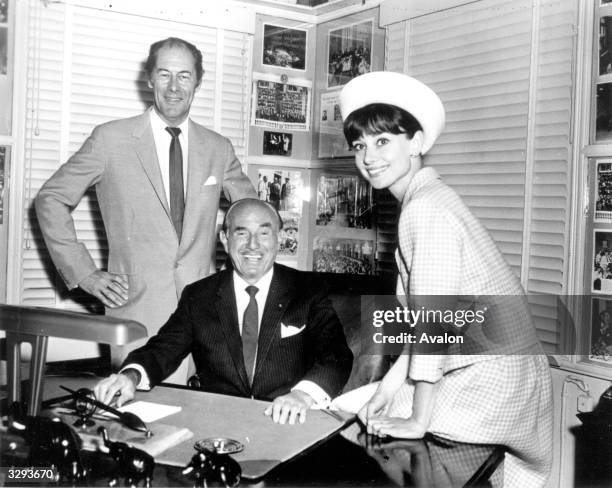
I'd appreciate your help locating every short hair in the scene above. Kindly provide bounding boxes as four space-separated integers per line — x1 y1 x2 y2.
144 37 204 84
222 198 283 233
343 103 422 147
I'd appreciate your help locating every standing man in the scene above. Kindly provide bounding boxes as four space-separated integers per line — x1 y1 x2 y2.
35 37 256 383
94 199 353 425
269 174 282 210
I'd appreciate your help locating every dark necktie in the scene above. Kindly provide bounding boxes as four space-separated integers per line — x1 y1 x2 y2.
165 127 185 239
242 286 259 386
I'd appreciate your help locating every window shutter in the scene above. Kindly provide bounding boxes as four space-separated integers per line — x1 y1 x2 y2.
384 0 577 352
22 0 252 316
524 0 577 349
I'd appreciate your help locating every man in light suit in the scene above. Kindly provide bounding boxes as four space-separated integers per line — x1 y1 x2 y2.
94 199 353 424
35 38 256 382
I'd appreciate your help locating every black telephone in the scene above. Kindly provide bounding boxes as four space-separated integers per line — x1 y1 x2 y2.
577 385 612 428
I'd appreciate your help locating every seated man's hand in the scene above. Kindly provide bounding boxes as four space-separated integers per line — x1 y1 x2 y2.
264 390 315 425
79 270 129 308
93 372 137 408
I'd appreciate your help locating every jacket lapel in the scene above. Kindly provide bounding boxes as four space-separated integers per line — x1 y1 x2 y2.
215 271 250 392
180 121 208 250
254 265 293 380
132 110 172 221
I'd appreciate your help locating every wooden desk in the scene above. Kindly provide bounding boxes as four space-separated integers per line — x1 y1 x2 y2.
39 376 503 487
43 376 352 480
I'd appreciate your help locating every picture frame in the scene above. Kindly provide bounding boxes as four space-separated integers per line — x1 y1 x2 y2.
251 73 312 131
262 23 307 71
592 229 612 293
327 19 373 89
318 91 352 158
595 160 612 222
255 167 306 265
312 236 374 275
0 145 6 225
315 174 372 229
589 297 612 365
263 131 292 156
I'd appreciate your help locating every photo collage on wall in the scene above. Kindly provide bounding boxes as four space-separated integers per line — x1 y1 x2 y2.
592 160 612 365
256 168 304 257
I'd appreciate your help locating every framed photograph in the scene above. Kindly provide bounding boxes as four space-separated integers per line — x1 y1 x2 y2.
596 160 612 221
0 0 7 23
327 20 373 88
251 74 312 131
262 24 307 71
589 297 612 364
596 82 612 142
316 174 372 229
0 27 7 75
318 91 352 158
0 145 6 225
600 16 612 76
312 237 374 275
592 230 612 293
263 131 292 156
256 168 304 257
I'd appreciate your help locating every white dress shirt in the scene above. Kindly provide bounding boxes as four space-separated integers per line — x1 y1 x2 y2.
149 109 189 203
124 268 330 407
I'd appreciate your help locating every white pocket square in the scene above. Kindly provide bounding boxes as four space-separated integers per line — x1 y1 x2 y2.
204 175 217 186
280 322 306 338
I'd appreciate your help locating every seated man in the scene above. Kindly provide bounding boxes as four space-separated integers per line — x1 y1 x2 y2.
94 198 353 424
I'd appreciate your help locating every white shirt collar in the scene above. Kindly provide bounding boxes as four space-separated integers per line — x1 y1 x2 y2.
233 266 274 297
149 107 190 135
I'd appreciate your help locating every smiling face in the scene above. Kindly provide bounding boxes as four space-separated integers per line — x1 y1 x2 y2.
148 45 200 126
351 130 423 200
220 202 280 284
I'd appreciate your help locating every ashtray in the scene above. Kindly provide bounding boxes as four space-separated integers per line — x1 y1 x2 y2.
194 437 245 455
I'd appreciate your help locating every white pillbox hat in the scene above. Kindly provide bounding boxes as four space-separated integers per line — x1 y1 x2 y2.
340 71 445 154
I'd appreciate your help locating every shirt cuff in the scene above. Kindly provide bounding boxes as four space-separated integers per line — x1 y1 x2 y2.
292 380 331 408
120 363 151 391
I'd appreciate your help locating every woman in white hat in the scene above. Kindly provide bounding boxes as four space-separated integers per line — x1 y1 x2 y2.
339 72 553 487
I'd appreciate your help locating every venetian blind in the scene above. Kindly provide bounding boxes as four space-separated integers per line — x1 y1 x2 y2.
384 0 577 352
21 1 251 356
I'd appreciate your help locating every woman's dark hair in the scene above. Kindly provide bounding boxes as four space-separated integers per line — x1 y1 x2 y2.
343 103 422 146
144 37 204 84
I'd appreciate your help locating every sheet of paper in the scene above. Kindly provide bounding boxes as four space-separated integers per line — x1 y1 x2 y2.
108 401 182 422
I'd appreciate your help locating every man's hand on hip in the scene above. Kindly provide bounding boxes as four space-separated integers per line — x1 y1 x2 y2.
79 270 128 308
264 390 315 425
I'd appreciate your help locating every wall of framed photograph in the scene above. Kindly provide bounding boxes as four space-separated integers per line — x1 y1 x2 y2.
312 7 386 159
248 14 316 161
583 158 612 372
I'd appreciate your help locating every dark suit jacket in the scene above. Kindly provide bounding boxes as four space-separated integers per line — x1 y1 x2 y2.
123 264 353 401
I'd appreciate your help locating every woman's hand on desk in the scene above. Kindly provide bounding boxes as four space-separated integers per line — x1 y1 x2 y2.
264 390 314 425
93 373 136 407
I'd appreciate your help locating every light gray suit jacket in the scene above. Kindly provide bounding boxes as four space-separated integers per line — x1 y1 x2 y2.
35 109 256 337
